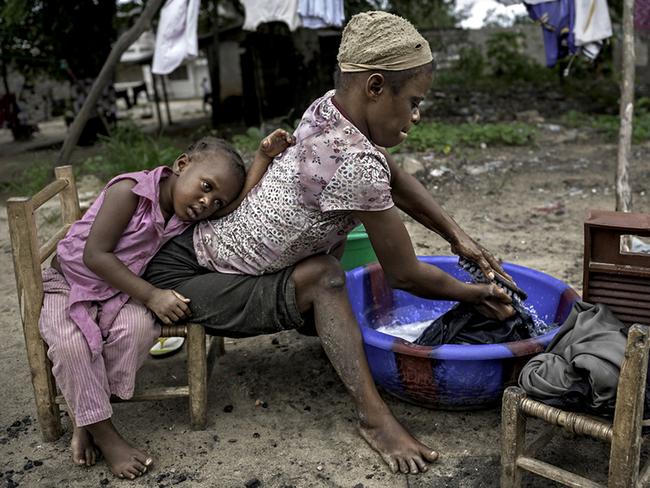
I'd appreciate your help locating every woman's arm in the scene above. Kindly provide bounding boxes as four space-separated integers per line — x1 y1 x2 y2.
379 147 512 283
83 180 191 324
353 207 514 320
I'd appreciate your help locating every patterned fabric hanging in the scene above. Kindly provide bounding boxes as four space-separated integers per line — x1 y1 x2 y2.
635 0 650 31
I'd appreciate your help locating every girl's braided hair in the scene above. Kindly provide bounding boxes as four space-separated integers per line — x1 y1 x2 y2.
186 137 246 184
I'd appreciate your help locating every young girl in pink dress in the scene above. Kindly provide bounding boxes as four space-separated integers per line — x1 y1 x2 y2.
39 130 294 480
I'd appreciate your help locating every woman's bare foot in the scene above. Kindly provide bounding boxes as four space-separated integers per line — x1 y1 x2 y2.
71 426 98 466
358 413 438 474
86 419 153 480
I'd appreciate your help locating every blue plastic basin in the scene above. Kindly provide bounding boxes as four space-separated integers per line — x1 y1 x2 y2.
345 256 579 409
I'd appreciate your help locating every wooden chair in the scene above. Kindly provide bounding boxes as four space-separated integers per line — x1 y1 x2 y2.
7 165 222 441
501 209 650 488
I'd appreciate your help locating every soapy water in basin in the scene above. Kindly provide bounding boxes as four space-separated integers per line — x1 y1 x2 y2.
346 257 579 409
376 299 553 344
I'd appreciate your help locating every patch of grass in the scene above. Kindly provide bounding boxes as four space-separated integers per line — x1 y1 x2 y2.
0 159 56 196
394 121 536 154
560 110 650 143
80 122 182 182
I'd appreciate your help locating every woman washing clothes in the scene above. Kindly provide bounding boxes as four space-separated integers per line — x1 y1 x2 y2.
145 11 515 475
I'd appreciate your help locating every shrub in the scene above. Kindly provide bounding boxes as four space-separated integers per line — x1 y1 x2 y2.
396 121 536 153
80 122 181 181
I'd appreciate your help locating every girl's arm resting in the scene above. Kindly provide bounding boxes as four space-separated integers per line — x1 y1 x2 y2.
83 180 190 324
353 208 514 320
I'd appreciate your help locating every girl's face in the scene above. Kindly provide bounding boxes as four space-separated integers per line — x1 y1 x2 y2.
173 154 241 221
365 71 433 148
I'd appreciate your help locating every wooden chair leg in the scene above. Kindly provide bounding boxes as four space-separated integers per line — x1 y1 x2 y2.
608 325 649 488
501 386 527 488
187 324 207 430
29 343 63 441
215 336 225 356
206 336 223 382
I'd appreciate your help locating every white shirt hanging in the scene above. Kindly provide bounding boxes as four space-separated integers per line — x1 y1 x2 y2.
573 0 612 46
152 0 200 75
240 0 301 31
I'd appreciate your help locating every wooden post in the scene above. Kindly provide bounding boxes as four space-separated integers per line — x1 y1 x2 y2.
7 198 62 441
187 324 207 430
501 387 526 488
616 0 635 213
608 324 649 487
160 75 172 125
152 74 163 133
54 166 81 223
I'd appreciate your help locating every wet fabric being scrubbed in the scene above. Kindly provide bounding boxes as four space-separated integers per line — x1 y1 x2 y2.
414 258 535 346
414 301 535 346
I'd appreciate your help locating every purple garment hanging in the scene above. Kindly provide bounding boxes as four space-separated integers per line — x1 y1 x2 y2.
526 0 577 67
636 0 650 31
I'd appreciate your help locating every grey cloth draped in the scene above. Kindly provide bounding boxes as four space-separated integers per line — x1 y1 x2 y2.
519 301 627 415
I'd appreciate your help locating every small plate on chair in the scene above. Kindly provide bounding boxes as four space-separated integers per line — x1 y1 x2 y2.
149 337 185 358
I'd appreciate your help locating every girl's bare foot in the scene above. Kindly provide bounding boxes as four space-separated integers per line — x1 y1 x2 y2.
358 413 438 474
71 426 98 466
86 419 153 480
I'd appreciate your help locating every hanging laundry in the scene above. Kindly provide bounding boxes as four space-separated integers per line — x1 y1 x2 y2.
298 0 345 29
635 0 650 31
240 0 301 31
152 0 200 75
573 0 612 61
526 0 577 68
574 0 612 45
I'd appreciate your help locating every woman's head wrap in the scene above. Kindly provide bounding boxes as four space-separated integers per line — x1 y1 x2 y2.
337 11 433 73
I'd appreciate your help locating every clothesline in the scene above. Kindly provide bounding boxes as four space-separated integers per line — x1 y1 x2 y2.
152 0 345 76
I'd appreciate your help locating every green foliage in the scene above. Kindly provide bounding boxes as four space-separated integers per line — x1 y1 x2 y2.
436 32 558 90
0 159 56 196
395 121 536 153
1 0 116 80
80 122 181 181
231 127 265 154
560 110 650 143
487 31 545 81
454 46 485 79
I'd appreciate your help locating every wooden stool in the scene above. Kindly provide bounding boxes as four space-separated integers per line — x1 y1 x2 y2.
501 209 650 487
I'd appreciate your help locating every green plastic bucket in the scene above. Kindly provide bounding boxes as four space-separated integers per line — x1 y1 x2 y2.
341 225 378 271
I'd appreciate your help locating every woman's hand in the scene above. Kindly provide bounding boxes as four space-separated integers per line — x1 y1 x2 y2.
450 233 514 284
259 129 296 158
145 288 192 325
470 283 515 321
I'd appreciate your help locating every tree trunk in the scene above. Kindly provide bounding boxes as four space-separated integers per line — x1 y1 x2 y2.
616 0 635 213
57 0 165 165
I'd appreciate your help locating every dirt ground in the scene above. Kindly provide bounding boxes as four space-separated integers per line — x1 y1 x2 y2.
1 123 649 488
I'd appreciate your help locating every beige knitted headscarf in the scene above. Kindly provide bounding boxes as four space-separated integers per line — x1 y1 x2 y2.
337 11 433 73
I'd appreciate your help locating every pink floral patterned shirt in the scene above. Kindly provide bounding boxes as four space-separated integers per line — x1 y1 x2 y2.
194 90 394 275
